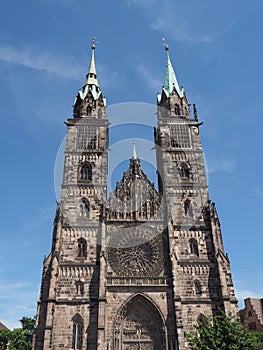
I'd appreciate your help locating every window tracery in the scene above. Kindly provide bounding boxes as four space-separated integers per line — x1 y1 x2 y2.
72 314 83 350
79 162 92 182
77 238 87 258
79 198 90 218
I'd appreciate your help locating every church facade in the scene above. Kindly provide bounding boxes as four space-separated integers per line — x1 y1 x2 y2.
33 42 237 350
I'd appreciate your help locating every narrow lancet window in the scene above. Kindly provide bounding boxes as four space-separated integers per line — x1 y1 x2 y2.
77 238 87 258
79 198 90 218
184 200 193 217
72 314 83 350
194 281 202 296
189 238 199 256
79 162 92 182
180 162 190 178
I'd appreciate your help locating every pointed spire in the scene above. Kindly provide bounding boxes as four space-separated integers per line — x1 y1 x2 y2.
163 40 184 98
132 141 138 160
85 37 99 88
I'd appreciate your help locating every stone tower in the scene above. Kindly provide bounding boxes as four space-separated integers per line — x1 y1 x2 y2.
33 43 237 350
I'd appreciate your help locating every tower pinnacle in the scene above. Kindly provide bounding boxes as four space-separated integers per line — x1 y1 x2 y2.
132 141 138 160
85 38 99 88
163 46 184 98
73 40 106 118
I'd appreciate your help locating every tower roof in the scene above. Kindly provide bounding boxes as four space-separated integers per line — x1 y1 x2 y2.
75 41 103 103
85 43 99 87
163 44 184 99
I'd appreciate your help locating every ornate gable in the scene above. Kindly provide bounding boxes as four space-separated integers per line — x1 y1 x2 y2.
107 155 162 222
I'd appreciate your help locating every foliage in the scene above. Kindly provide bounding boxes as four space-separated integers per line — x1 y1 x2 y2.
0 329 12 350
250 332 263 349
0 317 35 350
185 312 257 350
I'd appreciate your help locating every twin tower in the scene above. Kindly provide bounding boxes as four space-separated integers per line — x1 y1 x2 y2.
33 43 237 350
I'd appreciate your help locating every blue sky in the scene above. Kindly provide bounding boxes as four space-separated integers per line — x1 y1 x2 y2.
0 0 263 329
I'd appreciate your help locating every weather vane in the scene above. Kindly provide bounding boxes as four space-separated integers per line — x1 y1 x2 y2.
162 37 169 51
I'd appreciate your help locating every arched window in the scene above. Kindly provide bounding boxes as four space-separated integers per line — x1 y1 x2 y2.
175 103 180 115
87 105 92 116
180 162 190 178
77 238 87 258
197 314 207 326
75 281 84 296
184 200 193 217
79 162 92 182
72 314 83 350
79 198 90 218
194 281 202 296
189 238 199 256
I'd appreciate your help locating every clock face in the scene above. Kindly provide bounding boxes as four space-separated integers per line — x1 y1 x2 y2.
107 226 164 277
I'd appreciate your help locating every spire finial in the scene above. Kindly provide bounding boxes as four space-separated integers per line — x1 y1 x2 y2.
91 37 96 50
132 141 138 160
162 37 169 51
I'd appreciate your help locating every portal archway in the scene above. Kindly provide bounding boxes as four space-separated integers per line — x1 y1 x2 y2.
113 294 166 350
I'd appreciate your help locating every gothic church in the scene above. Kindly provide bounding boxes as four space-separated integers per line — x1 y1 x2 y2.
33 42 237 350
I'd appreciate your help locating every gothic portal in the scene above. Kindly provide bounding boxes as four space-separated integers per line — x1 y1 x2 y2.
33 42 238 350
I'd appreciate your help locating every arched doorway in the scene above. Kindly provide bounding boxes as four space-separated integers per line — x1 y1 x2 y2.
113 294 166 350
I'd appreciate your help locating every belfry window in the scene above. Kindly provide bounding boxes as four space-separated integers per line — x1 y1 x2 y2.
77 126 97 150
79 162 92 182
77 238 87 258
72 315 83 350
79 198 90 218
189 238 199 256
170 124 190 148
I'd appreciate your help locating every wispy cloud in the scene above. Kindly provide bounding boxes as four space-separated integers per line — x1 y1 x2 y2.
135 64 162 91
151 18 212 44
235 289 263 309
208 158 236 175
123 0 233 44
0 44 83 79
122 0 157 7
0 281 38 329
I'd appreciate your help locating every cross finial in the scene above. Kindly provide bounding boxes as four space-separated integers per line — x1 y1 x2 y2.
91 37 96 49
162 37 169 51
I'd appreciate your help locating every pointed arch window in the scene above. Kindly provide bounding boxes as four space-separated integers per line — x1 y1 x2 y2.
79 198 90 218
77 238 87 258
197 314 207 326
79 162 92 182
180 162 190 178
184 200 193 217
72 314 83 350
189 238 199 256
175 103 180 115
194 281 202 296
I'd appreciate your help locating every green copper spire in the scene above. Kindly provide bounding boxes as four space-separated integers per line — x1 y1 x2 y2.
163 44 184 98
132 141 138 160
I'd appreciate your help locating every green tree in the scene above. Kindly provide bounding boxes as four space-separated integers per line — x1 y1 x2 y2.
185 312 257 350
0 317 35 350
0 329 12 350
